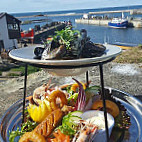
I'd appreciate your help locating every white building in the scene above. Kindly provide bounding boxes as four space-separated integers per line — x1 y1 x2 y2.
82 13 90 19
0 13 21 53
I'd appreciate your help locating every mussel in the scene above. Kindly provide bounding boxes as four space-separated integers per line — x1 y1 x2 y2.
81 41 106 58
34 28 106 60
34 47 45 59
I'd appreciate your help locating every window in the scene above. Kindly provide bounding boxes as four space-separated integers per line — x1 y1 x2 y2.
0 40 4 53
8 23 19 30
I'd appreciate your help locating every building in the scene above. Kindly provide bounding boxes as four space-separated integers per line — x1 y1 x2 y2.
0 13 21 53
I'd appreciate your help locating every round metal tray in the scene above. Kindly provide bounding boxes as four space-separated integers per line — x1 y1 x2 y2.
0 88 142 142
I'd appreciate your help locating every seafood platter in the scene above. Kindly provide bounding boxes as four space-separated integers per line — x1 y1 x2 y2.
0 80 142 142
0 27 142 142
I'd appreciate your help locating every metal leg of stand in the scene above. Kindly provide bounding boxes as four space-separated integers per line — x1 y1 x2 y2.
99 64 109 142
22 64 28 123
86 71 89 87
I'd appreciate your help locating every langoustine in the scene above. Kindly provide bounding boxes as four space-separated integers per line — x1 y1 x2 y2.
72 120 98 142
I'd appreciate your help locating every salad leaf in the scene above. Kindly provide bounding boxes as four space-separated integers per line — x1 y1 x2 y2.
53 27 80 49
9 120 37 142
72 78 86 111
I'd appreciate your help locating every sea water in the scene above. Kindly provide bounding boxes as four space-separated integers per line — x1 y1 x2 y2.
12 5 142 45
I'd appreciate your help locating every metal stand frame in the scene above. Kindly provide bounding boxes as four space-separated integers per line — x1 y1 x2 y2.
22 57 115 141
99 64 109 142
22 64 28 123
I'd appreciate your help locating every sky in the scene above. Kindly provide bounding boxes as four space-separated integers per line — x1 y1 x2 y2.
0 0 142 13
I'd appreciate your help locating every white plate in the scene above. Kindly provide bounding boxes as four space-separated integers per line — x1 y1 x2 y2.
9 44 121 66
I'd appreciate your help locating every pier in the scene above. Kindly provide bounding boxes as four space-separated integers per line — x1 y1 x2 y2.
89 9 142 15
75 19 142 28
89 10 130 15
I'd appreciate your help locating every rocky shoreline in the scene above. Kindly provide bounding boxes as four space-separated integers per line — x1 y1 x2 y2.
0 62 142 118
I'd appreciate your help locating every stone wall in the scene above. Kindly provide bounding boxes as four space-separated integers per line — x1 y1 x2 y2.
33 23 66 44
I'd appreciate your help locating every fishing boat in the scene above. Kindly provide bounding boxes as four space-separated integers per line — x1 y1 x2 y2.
108 12 128 28
21 28 34 40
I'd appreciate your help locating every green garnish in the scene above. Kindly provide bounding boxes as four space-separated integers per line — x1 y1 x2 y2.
68 93 78 103
62 85 78 103
57 112 81 136
53 27 80 49
9 120 37 142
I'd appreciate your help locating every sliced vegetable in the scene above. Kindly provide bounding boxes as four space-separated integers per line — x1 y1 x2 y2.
70 111 83 117
62 115 81 129
69 116 82 123
57 111 82 136
72 78 86 111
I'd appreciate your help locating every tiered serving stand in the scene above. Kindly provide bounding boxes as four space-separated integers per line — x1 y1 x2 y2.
0 44 142 142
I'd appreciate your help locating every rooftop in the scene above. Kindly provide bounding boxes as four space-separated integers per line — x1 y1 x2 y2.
0 12 21 23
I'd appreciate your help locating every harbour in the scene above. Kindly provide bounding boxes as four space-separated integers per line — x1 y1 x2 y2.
11 5 142 46
15 8 142 19
75 18 142 28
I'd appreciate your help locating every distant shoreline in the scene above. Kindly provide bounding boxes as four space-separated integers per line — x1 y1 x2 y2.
16 13 84 19
15 7 142 19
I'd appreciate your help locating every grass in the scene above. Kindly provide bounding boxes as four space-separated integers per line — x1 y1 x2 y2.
0 65 41 77
114 45 142 63
1 45 141 77
10 65 41 76
8 73 22 77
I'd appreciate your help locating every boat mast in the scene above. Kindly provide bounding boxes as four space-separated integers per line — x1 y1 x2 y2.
122 12 125 19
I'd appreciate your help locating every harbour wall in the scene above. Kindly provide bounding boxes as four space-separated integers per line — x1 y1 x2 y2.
130 19 142 28
33 23 65 44
75 19 109 26
75 19 142 28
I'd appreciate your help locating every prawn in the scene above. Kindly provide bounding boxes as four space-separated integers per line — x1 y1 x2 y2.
33 79 54 105
50 129 70 142
72 121 98 142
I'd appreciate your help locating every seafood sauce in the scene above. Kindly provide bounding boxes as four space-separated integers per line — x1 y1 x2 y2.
86 115 113 130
